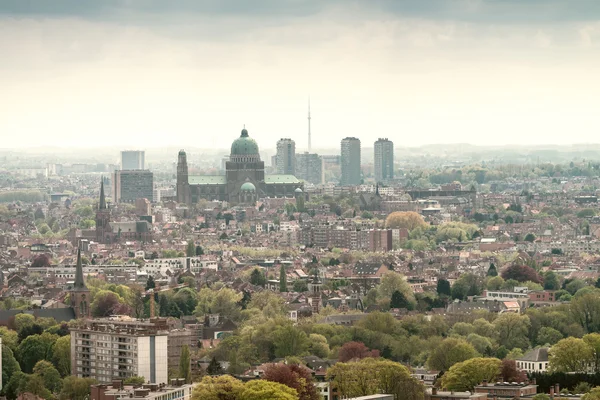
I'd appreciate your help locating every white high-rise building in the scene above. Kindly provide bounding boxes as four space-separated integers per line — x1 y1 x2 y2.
374 138 394 182
276 138 296 175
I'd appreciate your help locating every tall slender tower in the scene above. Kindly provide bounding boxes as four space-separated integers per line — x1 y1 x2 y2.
95 178 111 243
308 98 312 152
71 248 90 319
176 150 190 205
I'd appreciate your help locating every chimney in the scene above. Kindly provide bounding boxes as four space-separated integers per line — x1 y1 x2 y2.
550 387 555 400
432 387 438 395
532 378 536 385
483 380 488 387
555 384 560 394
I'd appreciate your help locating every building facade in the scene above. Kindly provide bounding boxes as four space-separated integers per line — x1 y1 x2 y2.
176 128 303 205
276 138 296 175
71 317 169 384
121 150 145 170
374 138 394 182
341 137 361 185
296 152 324 185
113 170 154 203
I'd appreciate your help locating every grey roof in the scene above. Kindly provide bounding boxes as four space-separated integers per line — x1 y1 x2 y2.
188 175 226 185
518 347 549 362
265 175 300 184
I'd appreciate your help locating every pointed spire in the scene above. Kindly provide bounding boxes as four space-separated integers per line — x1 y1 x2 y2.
99 177 106 210
73 247 87 290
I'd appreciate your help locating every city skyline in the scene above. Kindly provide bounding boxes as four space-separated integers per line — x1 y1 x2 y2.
2 0 600 148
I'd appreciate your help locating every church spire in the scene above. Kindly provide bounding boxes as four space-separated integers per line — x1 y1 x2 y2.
99 178 106 210
73 247 87 290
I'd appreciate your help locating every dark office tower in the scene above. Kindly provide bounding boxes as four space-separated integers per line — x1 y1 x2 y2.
341 137 361 186
374 138 394 182
121 150 145 170
276 138 296 175
296 152 323 185
176 150 190 204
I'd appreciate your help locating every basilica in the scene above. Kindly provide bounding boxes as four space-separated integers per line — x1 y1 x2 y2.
176 128 304 205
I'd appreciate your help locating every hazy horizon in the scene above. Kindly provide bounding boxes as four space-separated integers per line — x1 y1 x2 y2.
2 0 600 149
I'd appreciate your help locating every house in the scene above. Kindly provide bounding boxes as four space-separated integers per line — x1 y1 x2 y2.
516 347 549 374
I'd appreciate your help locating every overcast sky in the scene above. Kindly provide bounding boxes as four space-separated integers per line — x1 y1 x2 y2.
1 0 600 150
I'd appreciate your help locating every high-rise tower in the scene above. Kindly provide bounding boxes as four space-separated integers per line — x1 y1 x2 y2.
276 138 296 175
374 138 394 182
341 137 361 186
176 150 190 204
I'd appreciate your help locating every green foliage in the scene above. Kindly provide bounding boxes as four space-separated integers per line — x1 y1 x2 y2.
59 376 98 400
426 338 479 371
250 268 267 287
273 324 309 358
279 265 287 293
2 345 21 395
17 332 58 373
33 360 62 393
549 337 594 373
123 376 146 385
240 379 298 400
180 345 192 383
441 357 502 391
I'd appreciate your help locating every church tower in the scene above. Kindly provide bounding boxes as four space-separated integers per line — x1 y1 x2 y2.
95 178 111 243
308 272 322 315
176 150 191 205
71 248 90 319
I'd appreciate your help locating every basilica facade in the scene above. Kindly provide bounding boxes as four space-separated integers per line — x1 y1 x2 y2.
176 128 304 205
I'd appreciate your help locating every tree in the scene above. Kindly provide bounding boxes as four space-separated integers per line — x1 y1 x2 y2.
186 240 195 257
385 211 428 231
501 359 526 382
31 254 51 268
33 360 62 393
487 263 498 277
501 264 542 283
249 268 266 287
192 375 245 400
195 287 242 320
327 358 424 400
524 233 536 242
338 341 379 362
427 338 479 371
91 290 128 317
263 363 319 400
308 334 330 359
206 356 224 375
293 280 308 293
273 325 309 358
179 345 191 383
584 333 600 373
437 279 451 296
377 271 415 305
549 337 593 373
59 376 98 400
240 379 298 400
123 376 146 385
536 327 563 346
5 371 29 400
543 271 560 290
279 265 287 293
583 387 600 400
390 290 412 309
493 313 531 350
571 290 600 333
17 332 58 373
145 275 156 291
2 345 21 395
196 245 205 256
441 358 502 391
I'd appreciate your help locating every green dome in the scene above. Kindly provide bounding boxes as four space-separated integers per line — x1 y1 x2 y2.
231 128 259 156
241 182 256 192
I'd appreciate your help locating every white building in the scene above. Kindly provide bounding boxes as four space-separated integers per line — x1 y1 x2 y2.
516 347 549 374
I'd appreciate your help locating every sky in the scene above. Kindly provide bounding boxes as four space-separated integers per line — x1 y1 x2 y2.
1 0 600 150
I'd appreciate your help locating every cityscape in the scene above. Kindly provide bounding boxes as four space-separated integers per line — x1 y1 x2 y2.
2 1 600 400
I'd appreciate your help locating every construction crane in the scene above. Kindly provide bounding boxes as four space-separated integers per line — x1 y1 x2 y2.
146 283 188 318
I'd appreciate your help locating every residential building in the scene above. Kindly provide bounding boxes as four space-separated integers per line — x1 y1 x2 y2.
374 138 394 182
70 316 169 384
516 347 549 374
296 152 324 184
167 329 195 373
121 150 145 170
341 137 361 185
276 138 296 175
90 380 193 400
113 170 154 203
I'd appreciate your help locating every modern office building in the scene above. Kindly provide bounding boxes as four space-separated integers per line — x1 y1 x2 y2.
276 138 296 175
341 137 361 186
121 151 145 170
113 170 154 203
70 316 169 384
374 138 394 182
296 152 324 185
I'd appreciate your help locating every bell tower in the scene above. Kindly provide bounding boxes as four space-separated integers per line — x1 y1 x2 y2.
308 272 322 315
95 178 111 243
176 150 191 205
71 248 90 319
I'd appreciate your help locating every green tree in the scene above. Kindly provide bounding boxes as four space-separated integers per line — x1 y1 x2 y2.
583 387 600 400
377 271 415 305
0 327 19 352
123 376 146 385
145 275 156 291
186 240 195 257
390 290 412 309
17 332 58 373
59 376 98 400
436 279 451 296
250 268 266 287
240 379 298 400
584 333 600 373
487 263 498 276
293 280 308 293
273 325 309 358
51 335 71 377
33 360 62 393
2 345 21 395
427 338 480 371
5 371 29 400
549 337 593 373
536 327 563 346
493 313 531 350
441 357 502 391
543 271 560 290
192 375 245 400
308 334 330 359
524 233 536 242
196 245 205 256
180 345 192 383
206 357 224 375
279 265 287 293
